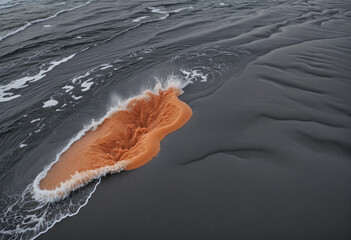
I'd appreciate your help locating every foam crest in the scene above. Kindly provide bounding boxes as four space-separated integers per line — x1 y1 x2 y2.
148 7 170 20
132 16 150 22
32 161 127 202
171 6 194 13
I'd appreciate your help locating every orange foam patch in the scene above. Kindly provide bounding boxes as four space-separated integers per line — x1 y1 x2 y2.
39 88 192 190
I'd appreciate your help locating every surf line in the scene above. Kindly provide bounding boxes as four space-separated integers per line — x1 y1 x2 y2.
32 80 192 202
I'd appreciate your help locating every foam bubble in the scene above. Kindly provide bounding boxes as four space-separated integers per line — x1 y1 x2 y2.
71 95 83 100
33 161 127 202
0 75 191 240
43 98 59 108
0 3 19 10
34 125 45 133
0 179 100 240
72 70 93 84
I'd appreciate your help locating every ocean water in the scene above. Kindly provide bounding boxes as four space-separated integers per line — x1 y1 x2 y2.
0 0 351 239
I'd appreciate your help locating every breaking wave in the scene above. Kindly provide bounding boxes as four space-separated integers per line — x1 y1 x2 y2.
32 76 191 202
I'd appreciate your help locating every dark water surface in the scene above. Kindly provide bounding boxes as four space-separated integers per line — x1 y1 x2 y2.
0 0 350 239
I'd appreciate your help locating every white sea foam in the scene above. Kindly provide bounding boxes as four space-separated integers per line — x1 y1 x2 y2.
32 74 188 203
71 95 83 100
71 70 93 84
81 78 94 91
100 64 113 70
43 25 51 28
62 85 74 92
171 6 194 13
132 16 149 22
34 125 45 133
30 118 41 123
0 0 94 42
43 98 58 108
148 6 167 14
19 143 27 148
0 178 100 240
148 6 169 20
180 69 208 83
0 54 76 103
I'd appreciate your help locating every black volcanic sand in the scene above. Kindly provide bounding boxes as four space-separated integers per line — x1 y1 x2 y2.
39 36 351 240
1 0 351 239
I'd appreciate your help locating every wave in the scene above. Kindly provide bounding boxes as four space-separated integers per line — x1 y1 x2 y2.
0 0 94 42
132 16 150 22
0 54 76 103
42 98 59 108
148 7 170 20
0 178 100 240
32 76 191 202
0 3 19 10
171 6 194 13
